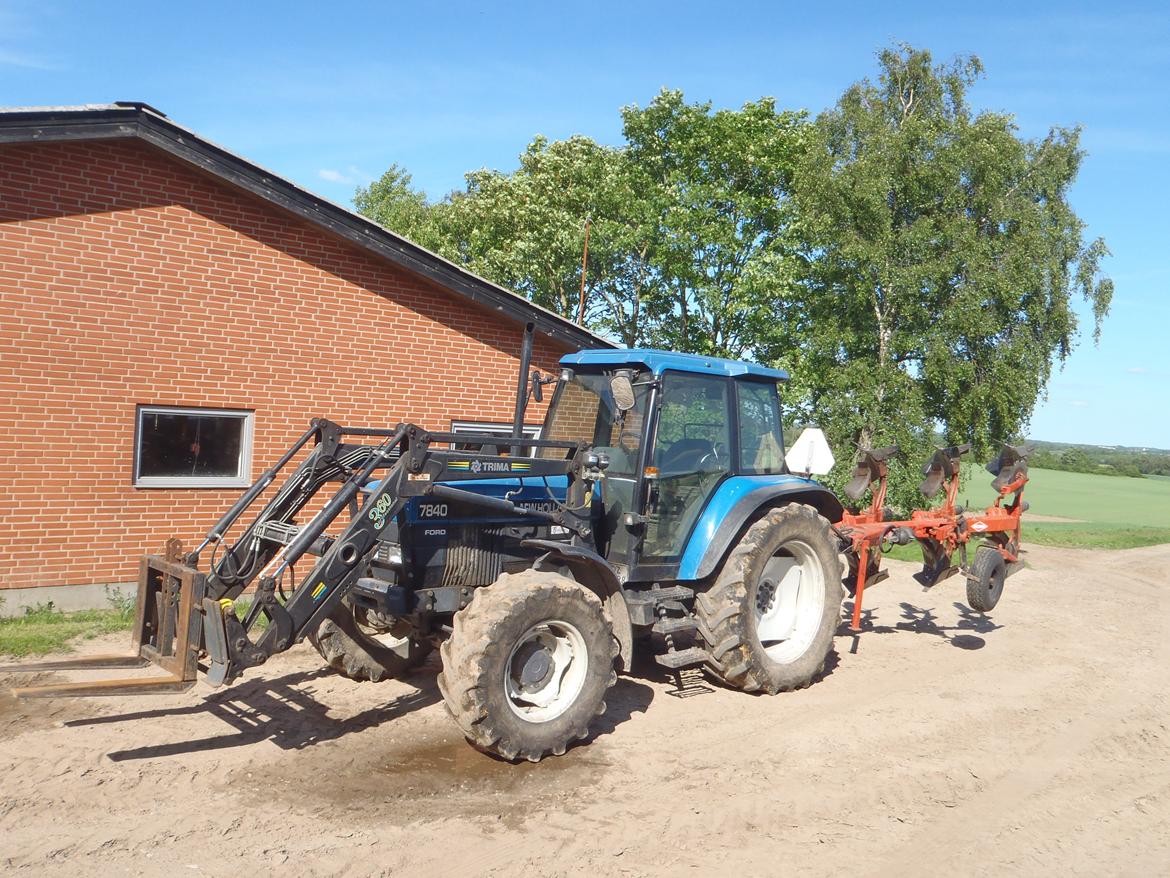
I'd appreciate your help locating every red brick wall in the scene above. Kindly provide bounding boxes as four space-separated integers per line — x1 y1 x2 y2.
0 139 571 590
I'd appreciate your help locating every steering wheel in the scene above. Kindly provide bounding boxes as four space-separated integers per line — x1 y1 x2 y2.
660 440 722 476
695 448 723 472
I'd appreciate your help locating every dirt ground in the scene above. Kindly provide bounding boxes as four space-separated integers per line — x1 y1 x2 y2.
2 542 1169 877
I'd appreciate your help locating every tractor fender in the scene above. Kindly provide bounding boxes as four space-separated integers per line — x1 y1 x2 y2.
523 538 633 673
678 476 845 581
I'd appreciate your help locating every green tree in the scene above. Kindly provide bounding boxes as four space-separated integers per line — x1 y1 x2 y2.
621 91 807 357
778 45 1113 505
442 135 661 347
355 92 808 355
353 164 450 254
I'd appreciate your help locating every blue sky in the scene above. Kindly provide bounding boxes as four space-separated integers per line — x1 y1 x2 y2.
2 1 1167 448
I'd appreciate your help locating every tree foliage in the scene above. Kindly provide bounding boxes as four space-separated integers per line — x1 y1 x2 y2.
620 92 805 356
354 45 1113 511
354 91 805 354
775 46 1113 506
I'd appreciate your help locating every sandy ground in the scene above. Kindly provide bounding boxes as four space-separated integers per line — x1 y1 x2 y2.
2 542 1169 877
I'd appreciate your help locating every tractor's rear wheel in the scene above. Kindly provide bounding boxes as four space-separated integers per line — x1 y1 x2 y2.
696 504 843 694
966 546 1006 612
310 602 432 683
438 570 617 762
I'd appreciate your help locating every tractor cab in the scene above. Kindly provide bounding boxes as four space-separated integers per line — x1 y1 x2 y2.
539 349 819 582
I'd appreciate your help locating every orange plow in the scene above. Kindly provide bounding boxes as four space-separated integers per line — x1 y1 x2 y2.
837 443 1030 630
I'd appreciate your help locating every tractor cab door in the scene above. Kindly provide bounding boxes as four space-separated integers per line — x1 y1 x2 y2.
540 368 653 565
642 372 733 560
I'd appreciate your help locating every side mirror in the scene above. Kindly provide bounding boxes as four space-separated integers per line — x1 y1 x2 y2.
784 427 836 477
610 374 636 412
530 370 543 403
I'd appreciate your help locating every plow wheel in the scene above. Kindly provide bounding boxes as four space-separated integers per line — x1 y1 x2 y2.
966 546 1006 612
310 602 432 682
696 504 842 695
438 570 618 762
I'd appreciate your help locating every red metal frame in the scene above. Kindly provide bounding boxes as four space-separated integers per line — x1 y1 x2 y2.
838 450 1028 631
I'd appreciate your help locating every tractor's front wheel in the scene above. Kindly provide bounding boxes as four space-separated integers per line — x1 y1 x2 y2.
696 504 843 694
310 602 432 683
438 570 618 762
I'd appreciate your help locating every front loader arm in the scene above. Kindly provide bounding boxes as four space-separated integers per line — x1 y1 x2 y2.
203 424 594 686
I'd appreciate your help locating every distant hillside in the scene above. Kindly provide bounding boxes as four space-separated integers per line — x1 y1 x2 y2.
1021 439 1170 478
1028 439 1170 455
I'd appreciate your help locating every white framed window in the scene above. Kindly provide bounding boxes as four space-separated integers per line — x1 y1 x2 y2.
134 405 255 488
450 420 541 454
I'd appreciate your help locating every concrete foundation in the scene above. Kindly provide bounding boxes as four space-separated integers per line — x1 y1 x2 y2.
0 582 137 617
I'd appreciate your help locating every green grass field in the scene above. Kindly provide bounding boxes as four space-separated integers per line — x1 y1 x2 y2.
0 605 134 658
0 597 267 658
961 465 1170 549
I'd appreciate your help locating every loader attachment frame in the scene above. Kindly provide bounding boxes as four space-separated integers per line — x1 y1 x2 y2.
3 538 205 697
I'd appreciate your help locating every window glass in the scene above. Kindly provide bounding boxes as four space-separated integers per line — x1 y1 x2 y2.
737 381 785 474
540 371 650 477
449 421 540 455
644 373 731 558
135 407 252 487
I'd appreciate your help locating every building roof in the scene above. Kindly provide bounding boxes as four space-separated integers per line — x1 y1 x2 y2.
0 102 613 352
561 348 789 381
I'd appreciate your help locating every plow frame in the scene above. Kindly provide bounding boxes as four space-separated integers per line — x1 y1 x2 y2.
838 444 1028 631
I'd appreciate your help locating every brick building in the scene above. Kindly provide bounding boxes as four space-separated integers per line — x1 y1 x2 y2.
0 103 610 613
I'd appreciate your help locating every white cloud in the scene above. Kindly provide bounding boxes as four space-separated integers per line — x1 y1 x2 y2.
0 45 58 70
1068 400 1089 408
316 165 370 186
1126 366 1148 374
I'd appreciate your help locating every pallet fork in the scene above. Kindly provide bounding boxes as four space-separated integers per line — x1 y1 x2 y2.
1 539 205 697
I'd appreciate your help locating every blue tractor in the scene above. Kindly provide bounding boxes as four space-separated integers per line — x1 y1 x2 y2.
8 344 847 763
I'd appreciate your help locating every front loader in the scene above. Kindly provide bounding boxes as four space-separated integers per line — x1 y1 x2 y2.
8 339 1025 762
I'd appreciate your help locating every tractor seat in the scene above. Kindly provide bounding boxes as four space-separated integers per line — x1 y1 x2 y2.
844 445 899 501
919 443 972 498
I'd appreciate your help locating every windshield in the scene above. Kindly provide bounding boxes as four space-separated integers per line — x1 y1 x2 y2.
540 370 651 476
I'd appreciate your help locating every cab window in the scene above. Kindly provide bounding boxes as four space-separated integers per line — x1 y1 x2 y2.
736 380 785 474
540 370 650 477
643 373 732 559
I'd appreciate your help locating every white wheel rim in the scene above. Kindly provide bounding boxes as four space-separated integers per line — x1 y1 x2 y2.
753 540 825 665
504 619 588 723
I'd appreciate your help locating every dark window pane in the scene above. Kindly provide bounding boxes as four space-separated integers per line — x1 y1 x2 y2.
540 372 651 476
138 411 245 480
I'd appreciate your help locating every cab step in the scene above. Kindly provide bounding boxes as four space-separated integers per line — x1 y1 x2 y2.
626 585 696 625
654 646 709 670
652 615 698 636
627 584 694 603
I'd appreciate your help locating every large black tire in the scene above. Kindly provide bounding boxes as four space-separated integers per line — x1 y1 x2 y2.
437 570 618 762
966 546 1006 612
695 504 843 694
309 603 432 683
